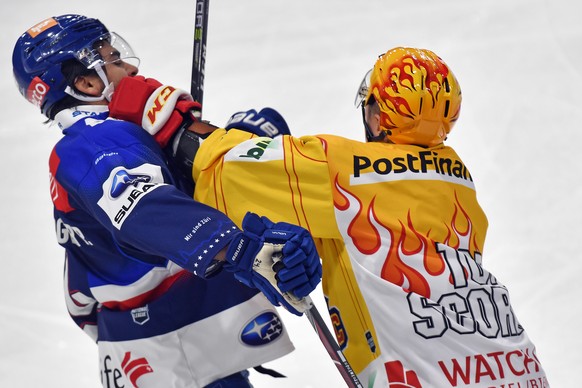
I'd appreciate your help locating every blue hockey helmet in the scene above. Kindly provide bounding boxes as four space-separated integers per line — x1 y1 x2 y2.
12 14 139 118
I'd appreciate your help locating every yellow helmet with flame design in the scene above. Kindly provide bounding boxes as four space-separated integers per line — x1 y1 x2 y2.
357 47 462 146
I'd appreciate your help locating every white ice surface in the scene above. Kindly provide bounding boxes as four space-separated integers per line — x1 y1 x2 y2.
1 0 580 386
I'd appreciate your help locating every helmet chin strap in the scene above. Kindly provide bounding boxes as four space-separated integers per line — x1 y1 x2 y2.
64 62 115 102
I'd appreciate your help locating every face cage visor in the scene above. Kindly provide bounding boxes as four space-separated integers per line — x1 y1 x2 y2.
74 31 140 70
354 68 372 108
64 32 140 102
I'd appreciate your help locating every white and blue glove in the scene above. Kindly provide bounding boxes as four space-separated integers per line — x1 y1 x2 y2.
225 212 321 315
225 107 291 137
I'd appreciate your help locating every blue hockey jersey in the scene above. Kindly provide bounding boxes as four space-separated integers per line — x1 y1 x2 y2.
49 106 272 339
48 106 294 387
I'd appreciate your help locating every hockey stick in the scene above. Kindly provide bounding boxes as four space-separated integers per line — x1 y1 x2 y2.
168 0 211 184
189 2 360 385
273 255 362 386
191 0 210 111
302 296 364 388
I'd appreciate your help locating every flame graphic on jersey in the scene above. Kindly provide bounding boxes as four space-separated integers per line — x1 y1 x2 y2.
442 192 482 254
333 177 480 299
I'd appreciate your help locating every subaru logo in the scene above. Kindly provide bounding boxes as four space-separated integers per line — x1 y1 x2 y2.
240 312 283 346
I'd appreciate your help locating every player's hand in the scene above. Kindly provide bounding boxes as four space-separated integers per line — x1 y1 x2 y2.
225 107 291 137
224 212 321 315
108 76 201 148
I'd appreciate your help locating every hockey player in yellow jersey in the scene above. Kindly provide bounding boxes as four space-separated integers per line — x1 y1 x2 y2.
190 47 549 387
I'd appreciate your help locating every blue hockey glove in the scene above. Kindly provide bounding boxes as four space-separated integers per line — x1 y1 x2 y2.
224 212 321 316
225 107 291 137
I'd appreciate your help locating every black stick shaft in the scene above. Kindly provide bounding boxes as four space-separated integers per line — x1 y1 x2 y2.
304 297 364 387
191 0 209 112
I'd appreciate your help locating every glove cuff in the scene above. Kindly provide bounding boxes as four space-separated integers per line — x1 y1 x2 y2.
225 232 259 269
154 110 192 148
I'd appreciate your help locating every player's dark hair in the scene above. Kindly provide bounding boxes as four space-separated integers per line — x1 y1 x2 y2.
48 59 99 120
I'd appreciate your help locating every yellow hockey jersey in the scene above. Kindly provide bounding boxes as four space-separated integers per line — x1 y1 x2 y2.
193 129 548 388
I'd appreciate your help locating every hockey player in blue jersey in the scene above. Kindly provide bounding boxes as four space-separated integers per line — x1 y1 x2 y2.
12 14 321 388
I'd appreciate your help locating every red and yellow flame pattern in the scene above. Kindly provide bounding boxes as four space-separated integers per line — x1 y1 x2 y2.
367 47 462 147
373 52 450 126
334 176 483 299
